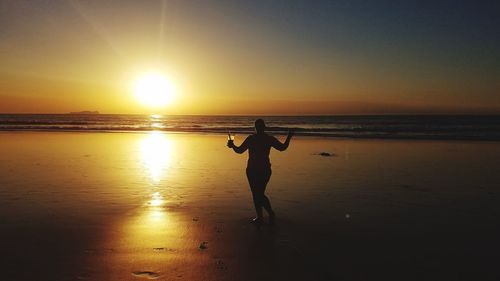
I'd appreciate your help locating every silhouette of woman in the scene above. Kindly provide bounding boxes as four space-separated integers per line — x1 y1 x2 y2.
227 119 293 224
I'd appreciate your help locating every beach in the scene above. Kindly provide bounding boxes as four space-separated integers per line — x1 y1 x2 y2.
1 131 500 280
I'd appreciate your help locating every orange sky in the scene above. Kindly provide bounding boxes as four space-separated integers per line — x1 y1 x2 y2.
1 1 499 114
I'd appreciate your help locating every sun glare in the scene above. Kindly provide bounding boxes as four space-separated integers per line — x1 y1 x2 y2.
134 73 175 107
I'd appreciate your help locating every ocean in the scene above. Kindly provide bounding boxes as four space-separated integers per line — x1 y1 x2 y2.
1 114 499 140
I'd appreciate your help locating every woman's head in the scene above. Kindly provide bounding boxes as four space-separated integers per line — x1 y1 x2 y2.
254 119 266 134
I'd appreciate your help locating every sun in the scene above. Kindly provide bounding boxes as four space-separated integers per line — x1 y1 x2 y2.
134 73 175 107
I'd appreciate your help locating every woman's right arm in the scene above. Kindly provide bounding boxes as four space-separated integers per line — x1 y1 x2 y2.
228 136 250 154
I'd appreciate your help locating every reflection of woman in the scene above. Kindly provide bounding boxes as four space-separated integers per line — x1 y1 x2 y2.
227 119 293 224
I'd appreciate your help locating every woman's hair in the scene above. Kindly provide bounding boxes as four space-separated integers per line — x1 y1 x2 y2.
255 119 266 133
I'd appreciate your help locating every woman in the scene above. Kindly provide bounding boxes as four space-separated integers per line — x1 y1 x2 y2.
227 119 293 224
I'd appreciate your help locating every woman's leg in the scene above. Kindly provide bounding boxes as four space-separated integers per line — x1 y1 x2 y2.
247 169 274 220
251 190 264 219
260 170 274 216
261 195 274 215
247 169 264 219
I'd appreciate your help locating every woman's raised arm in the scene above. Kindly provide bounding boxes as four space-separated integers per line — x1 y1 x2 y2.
228 135 250 154
271 130 293 151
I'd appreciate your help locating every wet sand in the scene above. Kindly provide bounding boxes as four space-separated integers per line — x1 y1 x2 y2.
1 132 500 280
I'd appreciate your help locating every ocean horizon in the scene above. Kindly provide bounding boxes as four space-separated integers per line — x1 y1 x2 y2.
1 113 499 141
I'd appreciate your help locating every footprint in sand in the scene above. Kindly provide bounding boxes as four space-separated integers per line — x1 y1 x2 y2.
216 259 227 271
312 152 335 157
153 247 176 252
199 241 208 250
132 271 160 279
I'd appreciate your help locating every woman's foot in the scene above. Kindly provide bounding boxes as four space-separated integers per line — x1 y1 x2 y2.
251 217 263 224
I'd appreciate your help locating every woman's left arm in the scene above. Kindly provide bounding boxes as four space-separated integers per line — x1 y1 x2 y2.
271 130 293 151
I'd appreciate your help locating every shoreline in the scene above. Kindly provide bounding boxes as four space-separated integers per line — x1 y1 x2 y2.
1 128 499 142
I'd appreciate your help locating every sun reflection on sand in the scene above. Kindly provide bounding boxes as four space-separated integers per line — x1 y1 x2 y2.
135 132 175 240
117 192 171 247
147 191 168 223
119 197 172 251
139 131 174 183
149 191 164 207
145 201 168 225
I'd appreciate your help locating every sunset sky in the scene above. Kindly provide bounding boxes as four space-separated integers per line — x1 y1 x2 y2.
1 0 499 114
